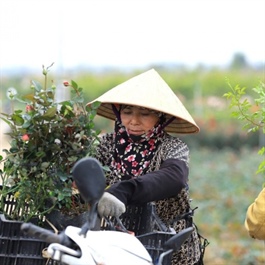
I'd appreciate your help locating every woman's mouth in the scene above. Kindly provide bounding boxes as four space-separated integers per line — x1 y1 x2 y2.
128 129 144 135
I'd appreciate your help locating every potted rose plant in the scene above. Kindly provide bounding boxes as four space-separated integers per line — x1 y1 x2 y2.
0 63 101 226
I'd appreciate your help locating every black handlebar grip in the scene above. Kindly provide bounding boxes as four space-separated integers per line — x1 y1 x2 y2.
21 222 72 246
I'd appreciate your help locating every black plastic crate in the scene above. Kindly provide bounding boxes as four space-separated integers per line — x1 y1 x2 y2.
0 256 53 265
0 214 57 265
137 231 175 265
101 203 170 235
0 185 34 221
101 203 175 265
0 186 58 264
1 185 175 265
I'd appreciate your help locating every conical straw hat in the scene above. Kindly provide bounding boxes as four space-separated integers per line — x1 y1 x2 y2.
88 69 199 134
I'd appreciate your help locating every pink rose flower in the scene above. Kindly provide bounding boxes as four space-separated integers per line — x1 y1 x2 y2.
21 134 30 141
26 105 34 112
63 81 70 87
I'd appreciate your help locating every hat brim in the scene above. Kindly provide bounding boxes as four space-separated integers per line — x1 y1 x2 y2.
92 102 199 134
87 69 200 134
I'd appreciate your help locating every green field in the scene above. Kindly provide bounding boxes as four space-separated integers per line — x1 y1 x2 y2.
189 147 264 264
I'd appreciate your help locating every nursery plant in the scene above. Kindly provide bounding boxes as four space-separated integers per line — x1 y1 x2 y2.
0 63 101 222
224 80 265 184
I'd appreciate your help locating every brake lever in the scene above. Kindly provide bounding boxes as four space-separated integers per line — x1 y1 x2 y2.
115 216 129 233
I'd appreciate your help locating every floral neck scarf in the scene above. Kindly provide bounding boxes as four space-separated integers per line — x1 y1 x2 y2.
111 118 165 178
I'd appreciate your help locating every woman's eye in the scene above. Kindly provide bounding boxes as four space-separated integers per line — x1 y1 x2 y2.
122 111 132 115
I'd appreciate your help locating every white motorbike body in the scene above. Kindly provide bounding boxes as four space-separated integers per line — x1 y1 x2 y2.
47 225 153 265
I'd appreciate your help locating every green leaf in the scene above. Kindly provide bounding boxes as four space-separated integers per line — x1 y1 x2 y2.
36 151 46 158
68 156 78 162
58 193 65 201
46 89 55 99
91 101 101 110
258 147 265 155
71 80 78 89
10 147 19 153
42 107 57 119
41 162 50 171
22 120 32 129
59 175 69 182
11 114 24 126
31 80 42 92
23 93 35 102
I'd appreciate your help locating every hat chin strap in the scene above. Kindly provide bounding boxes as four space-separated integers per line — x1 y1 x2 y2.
112 104 122 122
162 116 175 129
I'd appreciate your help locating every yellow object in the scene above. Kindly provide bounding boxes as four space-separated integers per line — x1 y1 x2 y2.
245 188 265 240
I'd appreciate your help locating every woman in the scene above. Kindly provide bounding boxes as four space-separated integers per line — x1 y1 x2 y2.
88 69 203 264
245 188 265 240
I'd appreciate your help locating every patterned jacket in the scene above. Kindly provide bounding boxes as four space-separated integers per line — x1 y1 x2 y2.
95 132 201 264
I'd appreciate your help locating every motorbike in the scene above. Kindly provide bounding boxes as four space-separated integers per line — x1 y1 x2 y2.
21 157 194 265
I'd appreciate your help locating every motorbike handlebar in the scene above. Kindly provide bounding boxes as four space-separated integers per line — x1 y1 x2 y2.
21 222 73 247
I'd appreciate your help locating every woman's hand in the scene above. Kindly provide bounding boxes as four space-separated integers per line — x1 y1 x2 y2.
97 192 126 217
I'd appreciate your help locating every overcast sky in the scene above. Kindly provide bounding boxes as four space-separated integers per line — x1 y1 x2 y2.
0 0 264 72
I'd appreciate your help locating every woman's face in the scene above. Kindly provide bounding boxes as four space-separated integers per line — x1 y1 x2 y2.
120 105 160 135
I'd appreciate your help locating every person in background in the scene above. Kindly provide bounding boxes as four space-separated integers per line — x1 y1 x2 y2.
245 188 265 240
88 69 203 264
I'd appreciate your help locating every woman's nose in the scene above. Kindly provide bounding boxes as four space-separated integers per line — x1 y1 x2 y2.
129 114 140 125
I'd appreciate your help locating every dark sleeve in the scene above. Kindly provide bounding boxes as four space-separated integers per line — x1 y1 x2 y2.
106 158 188 205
